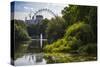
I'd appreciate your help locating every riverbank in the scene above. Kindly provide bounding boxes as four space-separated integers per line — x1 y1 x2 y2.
43 52 97 64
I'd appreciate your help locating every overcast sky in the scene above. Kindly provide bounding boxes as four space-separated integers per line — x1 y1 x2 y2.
11 1 67 20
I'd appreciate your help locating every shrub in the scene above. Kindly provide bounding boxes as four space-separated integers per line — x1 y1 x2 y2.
46 16 66 43
65 22 93 44
14 20 31 41
78 43 97 55
44 22 96 54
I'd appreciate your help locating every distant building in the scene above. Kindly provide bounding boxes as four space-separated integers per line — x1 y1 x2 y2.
25 15 43 24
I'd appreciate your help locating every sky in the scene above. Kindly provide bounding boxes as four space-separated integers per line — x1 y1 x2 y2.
11 1 67 20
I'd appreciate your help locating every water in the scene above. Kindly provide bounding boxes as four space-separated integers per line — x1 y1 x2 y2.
14 37 47 66
15 53 46 66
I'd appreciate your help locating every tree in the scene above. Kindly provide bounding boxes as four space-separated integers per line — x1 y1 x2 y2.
65 22 93 44
44 5 97 61
39 18 49 36
11 20 31 51
46 16 67 43
44 22 94 53
12 20 30 41
27 18 49 38
62 5 97 43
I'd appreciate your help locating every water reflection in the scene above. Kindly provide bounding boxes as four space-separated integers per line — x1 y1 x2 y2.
14 39 47 66
15 53 46 66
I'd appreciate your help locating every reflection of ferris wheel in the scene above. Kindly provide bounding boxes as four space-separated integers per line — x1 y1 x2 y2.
29 8 57 20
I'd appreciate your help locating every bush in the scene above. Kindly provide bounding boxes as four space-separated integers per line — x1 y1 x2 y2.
46 16 66 43
44 22 96 54
78 43 97 55
65 22 93 44
44 53 73 63
13 20 31 41
67 37 81 50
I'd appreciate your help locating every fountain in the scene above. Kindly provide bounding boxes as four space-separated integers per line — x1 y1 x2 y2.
40 33 47 48
40 34 43 48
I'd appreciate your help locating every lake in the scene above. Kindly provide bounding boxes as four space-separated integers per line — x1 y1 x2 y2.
14 39 47 66
14 39 97 66
15 53 46 66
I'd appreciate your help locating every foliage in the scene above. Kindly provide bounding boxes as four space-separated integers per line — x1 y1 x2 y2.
44 53 97 63
78 43 97 55
27 18 49 38
13 5 97 63
65 22 93 44
39 18 49 34
11 20 30 41
44 5 97 56
27 24 40 36
13 20 31 41
44 53 73 63
44 22 96 55
62 5 78 26
46 16 67 43
62 5 97 42
12 20 31 52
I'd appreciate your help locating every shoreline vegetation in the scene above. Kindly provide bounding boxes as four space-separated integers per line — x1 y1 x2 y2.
13 4 97 64
43 53 97 64
43 5 97 63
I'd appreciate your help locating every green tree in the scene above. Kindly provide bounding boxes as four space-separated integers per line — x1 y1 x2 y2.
27 24 39 36
27 18 49 38
65 22 93 44
44 22 96 54
62 5 97 42
12 20 30 41
46 16 67 43
39 18 49 36
11 20 31 51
